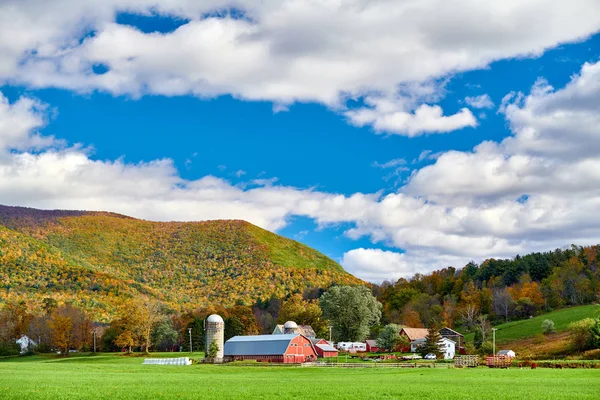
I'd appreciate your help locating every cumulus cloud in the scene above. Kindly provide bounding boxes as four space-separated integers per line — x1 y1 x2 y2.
346 97 477 136
1 0 599 134
3 59 600 281
465 94 494 109
405 61 600 205
2 2 600 280
342 248 469 283
0 94 55 151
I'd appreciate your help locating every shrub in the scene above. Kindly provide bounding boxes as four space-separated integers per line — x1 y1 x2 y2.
478 341 493 356
568 318 595 351
581 349 600 360
542 319 556 334
589 319 600 349
0 342 20 356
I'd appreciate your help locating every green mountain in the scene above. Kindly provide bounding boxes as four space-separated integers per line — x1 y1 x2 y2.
0 205 362 319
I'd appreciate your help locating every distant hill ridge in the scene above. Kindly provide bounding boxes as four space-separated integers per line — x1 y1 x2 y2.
0 204 362 319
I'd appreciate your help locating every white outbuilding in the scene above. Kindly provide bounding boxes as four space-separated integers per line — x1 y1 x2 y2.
497 349 516 358
438 337 456 360
15 335 37 354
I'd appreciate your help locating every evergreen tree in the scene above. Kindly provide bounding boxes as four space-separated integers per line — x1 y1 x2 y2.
183 317 205 352
419 326 442 358
224 316 245 341
208 339 219 359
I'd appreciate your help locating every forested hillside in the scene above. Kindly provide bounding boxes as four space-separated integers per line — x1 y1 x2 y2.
0 205 362 320
374 245 600 333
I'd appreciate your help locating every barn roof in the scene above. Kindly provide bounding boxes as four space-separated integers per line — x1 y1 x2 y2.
365 340 378 347
401 328 429 341
298 325 316 338
224 334 301 356
315 343 338 353
439 327 464 337
272 324 316 338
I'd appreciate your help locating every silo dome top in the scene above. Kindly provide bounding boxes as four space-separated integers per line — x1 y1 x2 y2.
283 321 298 329
207 314 224 323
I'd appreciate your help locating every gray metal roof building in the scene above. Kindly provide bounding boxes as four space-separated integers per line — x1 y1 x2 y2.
315 343 337 353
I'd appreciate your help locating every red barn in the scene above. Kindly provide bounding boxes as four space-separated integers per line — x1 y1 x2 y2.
399 327 429 352
224 334 317 363
311 339 339 358
365 340 381 353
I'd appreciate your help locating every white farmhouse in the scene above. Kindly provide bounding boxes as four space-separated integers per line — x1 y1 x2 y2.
438 337 456 360
15 335 37 354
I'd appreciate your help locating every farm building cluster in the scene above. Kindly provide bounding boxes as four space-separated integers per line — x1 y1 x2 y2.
223 320 332 363
204 315 513 364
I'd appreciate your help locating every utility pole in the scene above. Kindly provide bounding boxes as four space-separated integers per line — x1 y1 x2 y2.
329 326 332 343
93 330 96 353
188 328 193 354
492 328 497 356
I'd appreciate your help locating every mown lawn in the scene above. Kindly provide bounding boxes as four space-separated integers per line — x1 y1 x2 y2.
464 304 600 344
1 353 599 399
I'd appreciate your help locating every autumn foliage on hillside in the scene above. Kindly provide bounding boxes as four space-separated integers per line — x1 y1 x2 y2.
375 245 600 331
0 205 362 320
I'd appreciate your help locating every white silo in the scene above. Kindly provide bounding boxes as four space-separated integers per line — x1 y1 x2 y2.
205 314 224 362
283 321 298 334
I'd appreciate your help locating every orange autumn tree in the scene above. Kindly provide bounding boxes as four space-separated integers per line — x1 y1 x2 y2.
48 304 92 355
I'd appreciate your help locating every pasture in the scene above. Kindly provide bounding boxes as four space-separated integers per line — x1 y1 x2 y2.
1 353 599 399
463 304 600 344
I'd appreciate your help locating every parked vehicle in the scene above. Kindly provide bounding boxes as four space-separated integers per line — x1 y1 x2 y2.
336 342 367 352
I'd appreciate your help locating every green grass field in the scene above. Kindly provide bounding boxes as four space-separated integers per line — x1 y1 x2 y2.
464 304 600 344
1 353 599 399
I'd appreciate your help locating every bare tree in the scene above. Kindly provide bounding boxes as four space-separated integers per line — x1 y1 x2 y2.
459 304 479 331
492 288 513 323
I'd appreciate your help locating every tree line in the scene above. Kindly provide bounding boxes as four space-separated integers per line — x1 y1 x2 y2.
2 245 598 356
0 285 384 355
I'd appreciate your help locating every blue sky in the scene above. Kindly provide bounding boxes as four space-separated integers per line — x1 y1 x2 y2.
1 1 600 281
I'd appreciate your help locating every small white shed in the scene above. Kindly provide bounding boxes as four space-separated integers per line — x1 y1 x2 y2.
497 349 516 358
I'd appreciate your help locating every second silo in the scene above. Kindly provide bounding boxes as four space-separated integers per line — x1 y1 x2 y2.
205 314 225 362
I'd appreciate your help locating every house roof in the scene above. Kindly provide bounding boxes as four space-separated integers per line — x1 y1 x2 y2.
365 340 378 347
315 343 338 353
224 334 303 356
401 328 429 341
439 327 464 337
497 350 515 355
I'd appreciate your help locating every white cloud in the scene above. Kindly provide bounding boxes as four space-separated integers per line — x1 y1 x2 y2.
465 94 494 109
1 0 599 134
0 94 55 151
341 248 469 283
2 59 600 282
405 61 600 205
372 158 406 169
346 97 477 136
4 59 600 282
2 3 600 280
